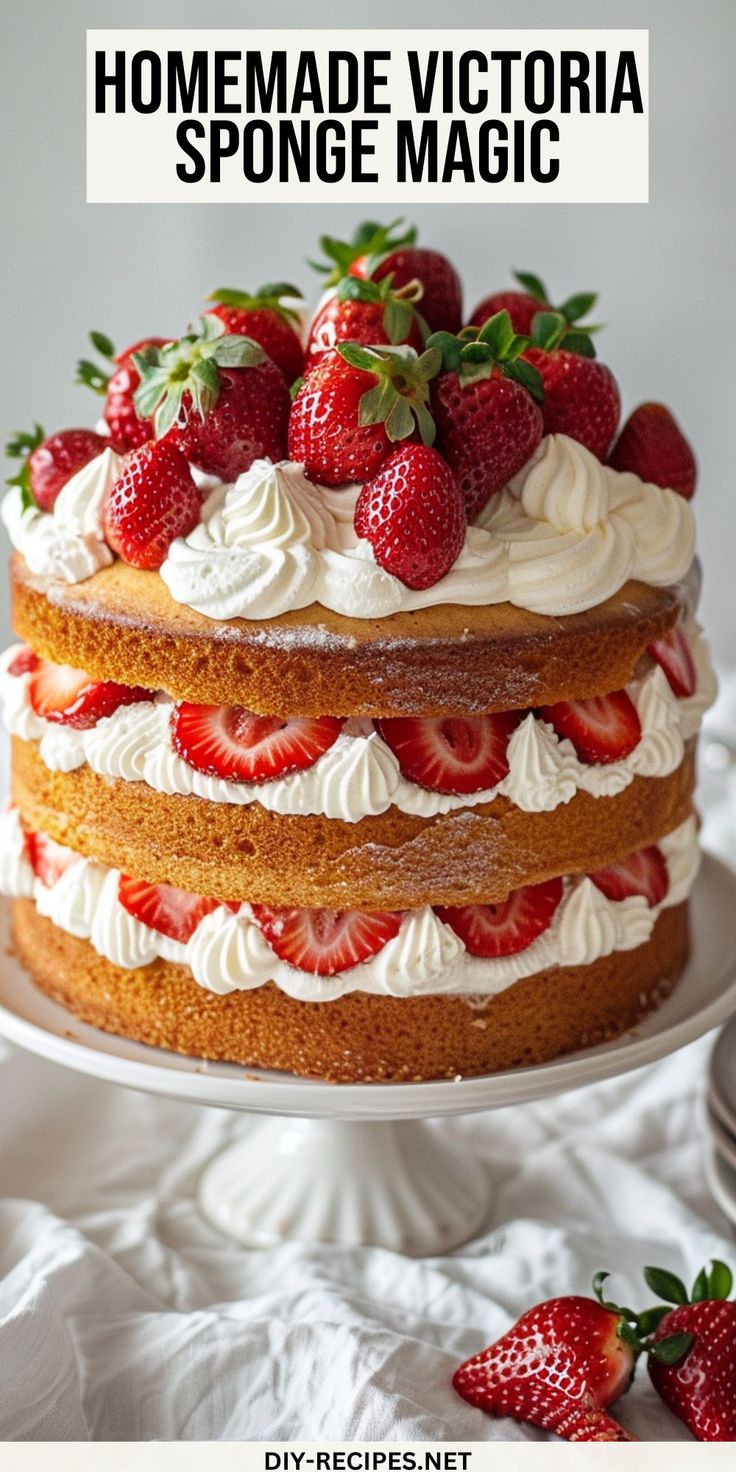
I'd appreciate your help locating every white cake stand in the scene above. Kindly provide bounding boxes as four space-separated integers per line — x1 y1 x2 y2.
1 852 735 1255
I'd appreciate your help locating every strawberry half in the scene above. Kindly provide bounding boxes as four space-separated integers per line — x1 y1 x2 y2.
251 905 402 975
454 1292 637 1441
609 403 697 499
538 691 641 765
118 876 220 943
7 645 39 677
436 877 563 958
647 626 696 698
28 659 154 729
588 845 669 908
171 703 344 783
25 830 80 888
376 711 518 794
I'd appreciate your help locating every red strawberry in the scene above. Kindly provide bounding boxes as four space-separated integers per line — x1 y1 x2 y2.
312 220 462 333
525 346 620 460
538 690 641 765
251 904 402 976
644 1262 736 1442
429 312 544 518
25 830 80 888
7 645 39 677
28 659 153 729
171 703 344 783
470 271 599 341
118 876 219 943
609 403 696 499
103 438 201 570
588 845 669 908
354 442 465 590
306 275 425 369
353 247 461 335
205 283 304 385
132 320 290 481
288 343 439 487
453 1293 636 1441
436 877 563 958
5 426 109 513
376 711 518 794
77 333 169 452
648 626 696 698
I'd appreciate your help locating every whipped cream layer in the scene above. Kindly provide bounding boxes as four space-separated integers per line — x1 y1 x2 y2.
0 808 698 1002
2 436 695 620
1 448 122 582
158 439 694 620
0 628 715 821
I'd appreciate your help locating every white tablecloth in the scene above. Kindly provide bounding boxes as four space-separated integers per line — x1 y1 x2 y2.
1 681 735 1444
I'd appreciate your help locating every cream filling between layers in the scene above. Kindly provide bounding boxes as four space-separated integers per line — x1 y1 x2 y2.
0 809 698 1002
2 435 695 619
0 628 715 821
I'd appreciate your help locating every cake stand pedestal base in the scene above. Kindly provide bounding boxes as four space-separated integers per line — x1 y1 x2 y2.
198 1115 487 1254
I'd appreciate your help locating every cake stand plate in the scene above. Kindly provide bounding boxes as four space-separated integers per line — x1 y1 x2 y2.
1 852 735 1254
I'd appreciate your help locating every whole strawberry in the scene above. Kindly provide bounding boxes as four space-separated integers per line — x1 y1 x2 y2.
454 1291 637 1441
524 311 620 460
204 283 305 385
288 342 440 487
644 1261 736 1441
306 274 426 369
133 317 290 481
77 332 169 451
354 442 465 589
470 269 598 340
5 425 109 512
609 402 697 498
429 311 544 518
103 437 201 569
312 219 462 334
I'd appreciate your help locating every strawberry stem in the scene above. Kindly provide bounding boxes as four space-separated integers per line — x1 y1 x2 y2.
337 342 440 445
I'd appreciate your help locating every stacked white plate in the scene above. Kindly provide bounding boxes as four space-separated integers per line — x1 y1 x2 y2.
705 1013 736 1225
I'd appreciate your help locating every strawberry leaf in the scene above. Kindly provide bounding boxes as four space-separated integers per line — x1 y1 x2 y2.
89 330 116 360
477 309 515 358
691 1267 710 1303
210 334 265 368
504 358 544 401
649 1332 694 1365
643 1267 689 1305
385 396 415 441
562 330 597 359
530 310 568 352
636 1305 671 1336
514 270 549 303
76 358 110 395
558 291 598 323
155 382 186 438
707 1260 733 1300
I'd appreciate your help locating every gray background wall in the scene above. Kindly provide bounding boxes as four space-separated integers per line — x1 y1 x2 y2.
2 0 734 662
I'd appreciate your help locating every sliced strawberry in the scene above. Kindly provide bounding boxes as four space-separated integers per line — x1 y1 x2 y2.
28 659 154 729
25 830 80 888
647 627 696 699
7 645 39 677
171 703 344 783
376 712 518 794
251 905 402 975
118 876 220 943
588 846 669 907
538 691 641 765
436 877 563 958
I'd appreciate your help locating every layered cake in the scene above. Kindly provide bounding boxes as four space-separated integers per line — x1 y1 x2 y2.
0 231 714 1080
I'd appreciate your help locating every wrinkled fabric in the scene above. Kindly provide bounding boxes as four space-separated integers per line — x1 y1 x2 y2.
1 680 735 1442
